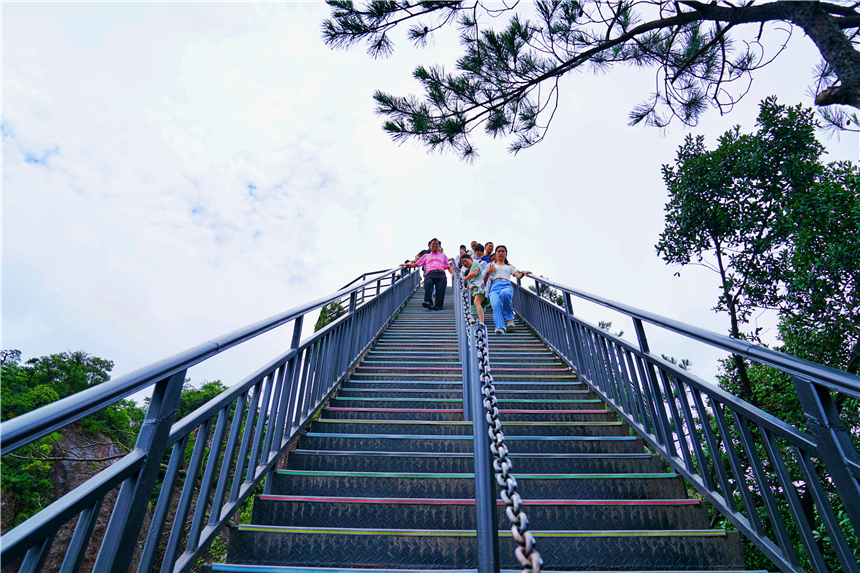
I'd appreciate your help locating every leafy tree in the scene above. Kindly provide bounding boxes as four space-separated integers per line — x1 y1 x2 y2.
656 100 859 570
528 279 565 307
314 300 348 331
323 0 860 159
656 97 828 403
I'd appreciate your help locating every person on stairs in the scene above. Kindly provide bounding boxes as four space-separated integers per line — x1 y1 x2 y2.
401 238 453 310
482 245 532 333
460 252 489 325
481 242 495 263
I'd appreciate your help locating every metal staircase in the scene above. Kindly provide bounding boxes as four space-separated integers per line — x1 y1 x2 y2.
2 266 857 573
211 292 754 572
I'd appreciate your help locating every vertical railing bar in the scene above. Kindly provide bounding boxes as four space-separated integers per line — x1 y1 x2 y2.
712 402 765 534
59 497 104 573
793 447 860 573
18 533 55 573
272 354 299 451
210 392 247 525
733 412 799 566
92 369 187 573
260 364 287 462
622 349 647 430
159 418 213 573
244 372 275 483
676 379 712 488
658 367 687 463
689 389 729 504
229 381 262 503
299 346 318 420
138 436 190 573
759 428 829 573
605 339 631 416
185 408 229 553
633 355 658 440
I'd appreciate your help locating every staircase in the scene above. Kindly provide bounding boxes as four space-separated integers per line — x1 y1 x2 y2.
211 291 758 572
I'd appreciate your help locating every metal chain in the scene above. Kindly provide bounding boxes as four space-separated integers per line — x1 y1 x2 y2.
456 274 543 573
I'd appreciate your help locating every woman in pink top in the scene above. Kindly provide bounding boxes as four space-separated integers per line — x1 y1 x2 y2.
401 238 453 310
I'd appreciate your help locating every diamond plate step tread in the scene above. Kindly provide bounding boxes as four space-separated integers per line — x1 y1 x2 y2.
225 527 746 570
269 470 687 499
251 495 710 530
299 433 645 454
309 420 626 437
285 450 667 474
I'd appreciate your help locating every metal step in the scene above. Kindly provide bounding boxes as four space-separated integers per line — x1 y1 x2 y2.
309 419 628 437
225 526 746 570
285 450 668 474
251 496 711 530
268 470 685 499
299 433 645 454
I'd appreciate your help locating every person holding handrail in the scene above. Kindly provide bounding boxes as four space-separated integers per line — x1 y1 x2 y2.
482 245 531 333
460 252 489 325
401 238 454 310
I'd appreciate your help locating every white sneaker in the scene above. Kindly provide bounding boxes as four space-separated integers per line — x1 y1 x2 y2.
506 320 515 329
494 328 505 334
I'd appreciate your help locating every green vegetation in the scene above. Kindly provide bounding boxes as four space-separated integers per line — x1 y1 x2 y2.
658 97 860 571
323 1 860 158
315 300 348 332
0 349 227 529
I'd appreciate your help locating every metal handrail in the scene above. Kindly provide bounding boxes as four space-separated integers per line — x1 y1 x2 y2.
2 270 402 455
528 276 860 398
512 275 860 573
1 267 420 573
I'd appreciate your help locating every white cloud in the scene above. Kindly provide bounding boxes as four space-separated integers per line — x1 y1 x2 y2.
3 2 857 395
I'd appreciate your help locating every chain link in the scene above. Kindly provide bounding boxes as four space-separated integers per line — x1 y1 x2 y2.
456 274 543 573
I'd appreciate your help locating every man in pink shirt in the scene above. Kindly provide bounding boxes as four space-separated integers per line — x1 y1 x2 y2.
401 238 453 310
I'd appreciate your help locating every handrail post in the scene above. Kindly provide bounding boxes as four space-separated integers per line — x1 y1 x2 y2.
469 323 500 573
91 369 186 573
791 374 860 532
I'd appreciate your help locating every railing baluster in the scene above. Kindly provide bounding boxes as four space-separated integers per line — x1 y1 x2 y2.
690 389 730 506
59 497 103 573
733 413 800 567
712 402 765 534
185 407 229 553
793 447 860 573
245 373 275 483
230 381 262 503
18 533 54 573
210 393 247 525
138 436 189 573
160 419 213 573
759 428 828 573
675 378 712 488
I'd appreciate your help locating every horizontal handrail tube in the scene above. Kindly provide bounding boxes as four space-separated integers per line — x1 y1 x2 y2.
529 276 860 398
1 268 402 455
0 451 146 563
519 287 821 454
339 269 395 290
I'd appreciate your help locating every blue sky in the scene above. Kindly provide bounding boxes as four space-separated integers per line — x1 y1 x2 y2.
3 2 858 392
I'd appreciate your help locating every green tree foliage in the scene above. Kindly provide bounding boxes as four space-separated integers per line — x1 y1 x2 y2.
528 280 564 307
314 300 348 331
323 1 860 159
0 350 230 529
657 99 860 571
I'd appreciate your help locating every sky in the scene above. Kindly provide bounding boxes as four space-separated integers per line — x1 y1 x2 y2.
3 2 858 398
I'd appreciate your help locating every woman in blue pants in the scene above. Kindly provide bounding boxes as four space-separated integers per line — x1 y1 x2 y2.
482 245 532 334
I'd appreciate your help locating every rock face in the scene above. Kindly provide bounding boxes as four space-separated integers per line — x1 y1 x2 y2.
2 424 138 573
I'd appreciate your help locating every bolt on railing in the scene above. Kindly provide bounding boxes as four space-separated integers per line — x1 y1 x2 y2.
1 268 420 573
512 274 859 573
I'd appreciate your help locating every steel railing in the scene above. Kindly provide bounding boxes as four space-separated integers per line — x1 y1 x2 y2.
511 275 860 573
1 268 420 573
